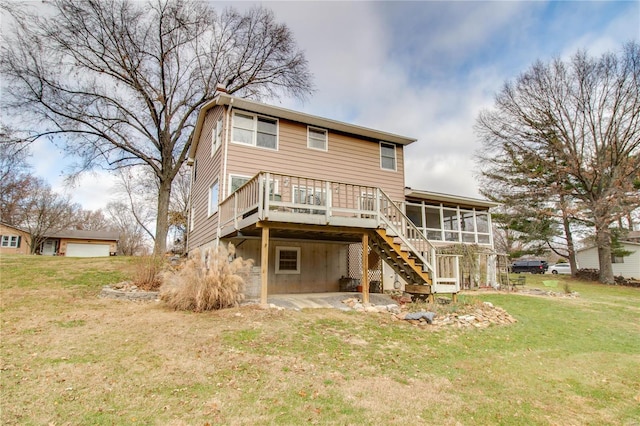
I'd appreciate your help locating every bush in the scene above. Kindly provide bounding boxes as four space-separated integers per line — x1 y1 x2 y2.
160 244 253 312
132 255 165 291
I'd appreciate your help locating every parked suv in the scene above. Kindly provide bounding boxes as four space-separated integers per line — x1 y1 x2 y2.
510 260 549 274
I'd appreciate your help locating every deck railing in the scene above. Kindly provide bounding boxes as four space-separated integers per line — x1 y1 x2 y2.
218 171 459 292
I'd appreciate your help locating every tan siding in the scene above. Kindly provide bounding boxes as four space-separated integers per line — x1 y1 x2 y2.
225 116 406 202
188 106 225 251
0 224 30 255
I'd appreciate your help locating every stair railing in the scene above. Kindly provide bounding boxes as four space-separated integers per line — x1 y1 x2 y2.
376 188 437 280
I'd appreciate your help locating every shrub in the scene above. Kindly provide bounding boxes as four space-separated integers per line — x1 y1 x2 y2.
160 244 253 312
132 255 165 291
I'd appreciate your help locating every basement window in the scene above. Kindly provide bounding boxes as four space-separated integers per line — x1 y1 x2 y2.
276 247 300 274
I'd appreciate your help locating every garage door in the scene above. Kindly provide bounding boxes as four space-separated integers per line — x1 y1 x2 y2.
66 243 110 257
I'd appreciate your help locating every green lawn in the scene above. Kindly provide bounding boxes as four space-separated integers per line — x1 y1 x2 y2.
1 255 639 425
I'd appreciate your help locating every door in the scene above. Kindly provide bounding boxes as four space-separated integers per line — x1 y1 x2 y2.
41 239 56 256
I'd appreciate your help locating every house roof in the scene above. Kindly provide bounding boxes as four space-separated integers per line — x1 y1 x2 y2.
47 229 119 241
189 93 417 161
404 188 499 209
1 223 119 241
577 240 640 253
0 222 29 234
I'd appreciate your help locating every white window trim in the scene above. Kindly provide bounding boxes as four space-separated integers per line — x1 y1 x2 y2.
276 246 301 274
1 235 19 248
231 110 279 150
229 174 252 196
211 117 223 157
380 142 397 171
307 126 328 151
207 180 219 217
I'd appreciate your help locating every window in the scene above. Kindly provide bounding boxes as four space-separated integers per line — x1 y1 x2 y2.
276 247 300 274
308 127 327 151
476 212 489 233
208 180 219 216
1 235 20 248
230 175 250 195
380 142 396 171
294 186 325 206
405 204 423 227
211 118 223 156
232 111 277 149
611 254 625 264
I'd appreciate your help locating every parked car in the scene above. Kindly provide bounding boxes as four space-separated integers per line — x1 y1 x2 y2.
510 260 549 274
548 263 571 275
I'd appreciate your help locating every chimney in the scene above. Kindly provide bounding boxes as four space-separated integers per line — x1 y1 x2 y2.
215 83 227 94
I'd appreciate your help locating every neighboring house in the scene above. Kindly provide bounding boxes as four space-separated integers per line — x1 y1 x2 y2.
42 230 119 257
0 222 30 255
187 89 497 303
576 241 640 279
0 222 119 257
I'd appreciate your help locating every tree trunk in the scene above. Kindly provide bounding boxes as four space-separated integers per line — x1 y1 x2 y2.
559 194 578 276
154 178 172 255
595 224 614 284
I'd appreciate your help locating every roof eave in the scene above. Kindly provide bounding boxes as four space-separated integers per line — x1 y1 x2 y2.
404 188 499 209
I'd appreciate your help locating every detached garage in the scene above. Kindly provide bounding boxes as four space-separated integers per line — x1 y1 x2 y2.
45 230 119 257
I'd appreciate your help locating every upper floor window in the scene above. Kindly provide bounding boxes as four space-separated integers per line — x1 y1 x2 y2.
308 127 328 151
380 142 396 171
232 111 277 150
230 175 250 195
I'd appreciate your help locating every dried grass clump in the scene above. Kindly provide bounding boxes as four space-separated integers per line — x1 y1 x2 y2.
160 244 253 312
132 255 165 291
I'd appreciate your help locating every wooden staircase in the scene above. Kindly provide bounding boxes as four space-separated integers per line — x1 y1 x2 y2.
370 228 432 295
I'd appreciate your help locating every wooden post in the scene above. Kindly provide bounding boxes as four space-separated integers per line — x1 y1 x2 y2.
260 226 270 306
362 232 369 304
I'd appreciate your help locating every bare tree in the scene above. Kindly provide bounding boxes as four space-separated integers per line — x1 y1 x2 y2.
168 165 190 254
476 43 640 284
1 0 313 254
105 201 151 255
0 126 34 225
72 209 111 231
17 178 79 254
115 168 158 242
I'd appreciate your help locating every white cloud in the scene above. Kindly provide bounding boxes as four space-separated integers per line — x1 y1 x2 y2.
23 0 639 211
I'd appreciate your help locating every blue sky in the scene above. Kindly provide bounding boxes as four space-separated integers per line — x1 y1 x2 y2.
28 0 640 210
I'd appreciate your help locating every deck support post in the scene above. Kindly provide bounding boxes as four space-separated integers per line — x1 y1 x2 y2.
362 232 369 304
260 226 270 306
452 293 458 303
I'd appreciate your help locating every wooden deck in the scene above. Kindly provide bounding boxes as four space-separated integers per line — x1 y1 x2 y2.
218 172 460 295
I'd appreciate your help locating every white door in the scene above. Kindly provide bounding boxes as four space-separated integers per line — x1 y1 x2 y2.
66 243 110 257
42 240 56 256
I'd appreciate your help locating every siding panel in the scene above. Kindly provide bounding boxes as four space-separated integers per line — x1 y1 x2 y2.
188 106 225 251
225 116 405 202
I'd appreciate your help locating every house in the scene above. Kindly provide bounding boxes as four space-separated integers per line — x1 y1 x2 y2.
0 222 31 255
187 89 498 304
576 241 640 280
0 222 119 257
40 230 119 257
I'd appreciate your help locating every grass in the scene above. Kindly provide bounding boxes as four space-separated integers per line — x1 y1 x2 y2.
1 256 639 425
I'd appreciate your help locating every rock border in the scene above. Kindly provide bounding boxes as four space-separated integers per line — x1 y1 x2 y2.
100 282 159 301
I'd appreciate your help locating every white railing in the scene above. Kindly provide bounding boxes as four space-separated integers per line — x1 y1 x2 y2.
219 171 460 292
